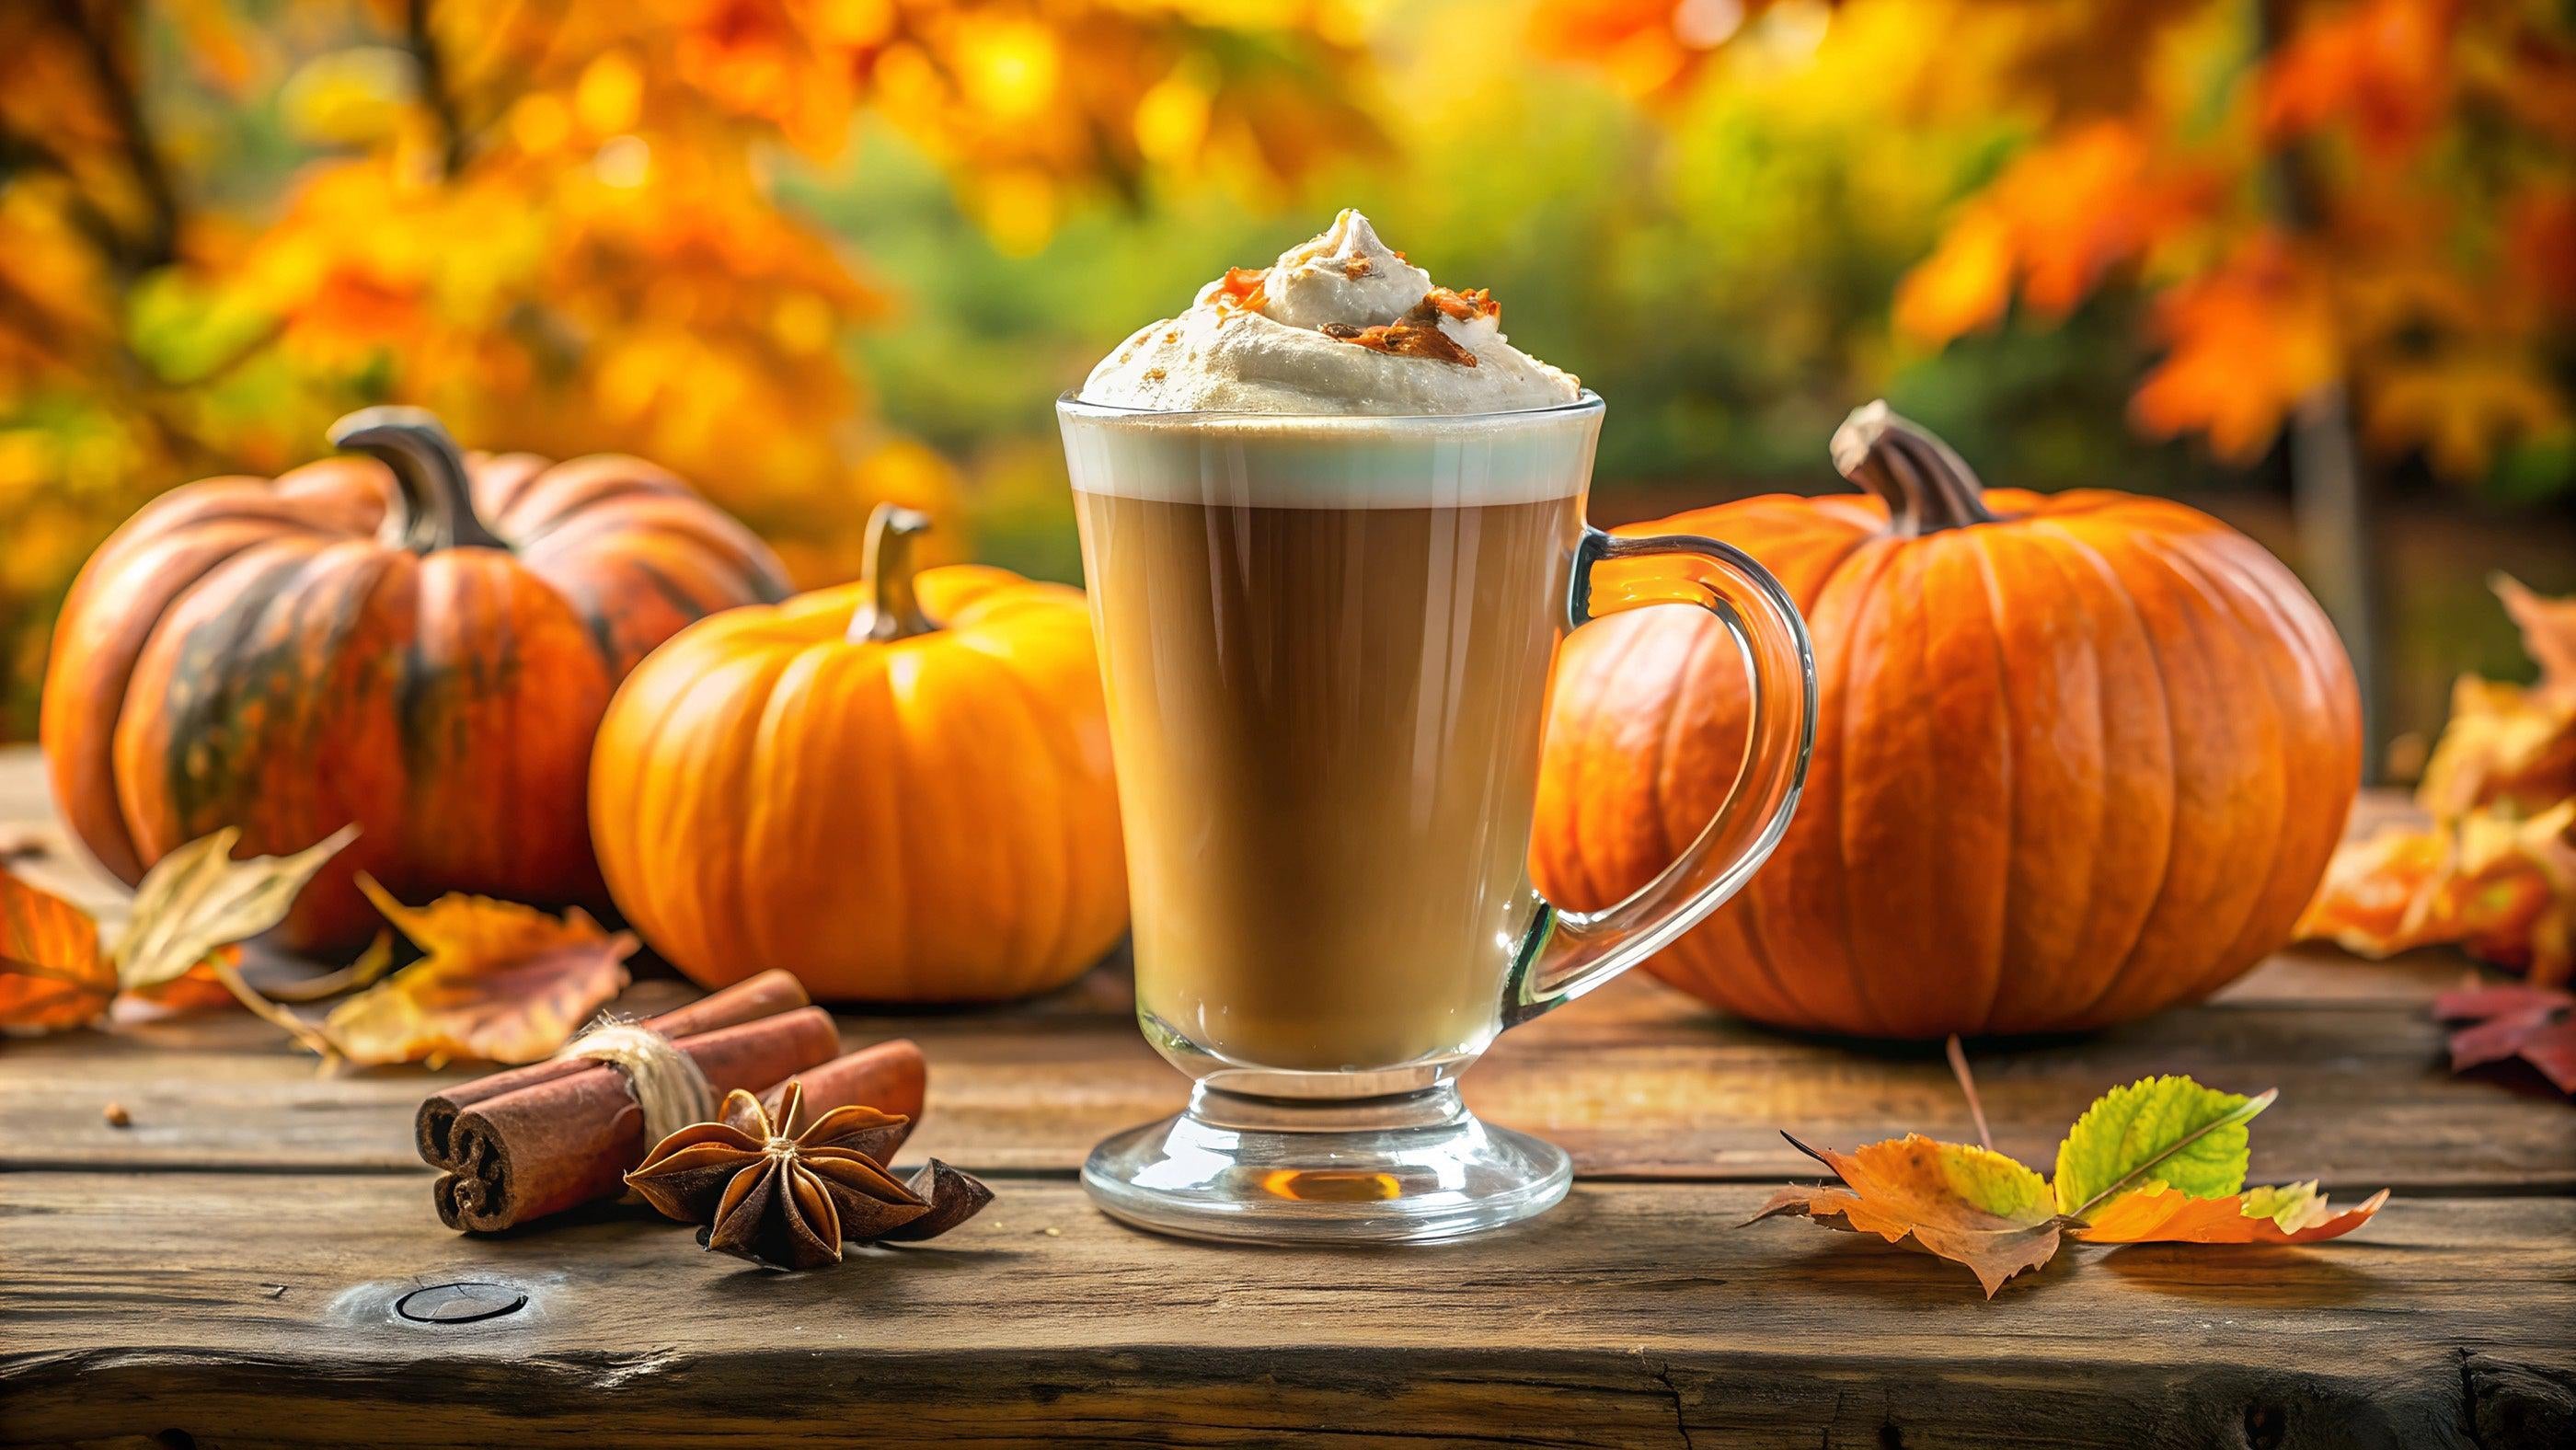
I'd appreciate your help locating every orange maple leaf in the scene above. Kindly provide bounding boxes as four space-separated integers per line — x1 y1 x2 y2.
2132 236 2340 462
2303 578 2576 986
320 877 637 1067
1892 208 2016 348
2260 0 2454 160
1897 121 2214 348
0 866 113 1031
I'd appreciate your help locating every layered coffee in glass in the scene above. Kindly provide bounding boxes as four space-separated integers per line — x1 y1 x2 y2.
1063 212 1816 1242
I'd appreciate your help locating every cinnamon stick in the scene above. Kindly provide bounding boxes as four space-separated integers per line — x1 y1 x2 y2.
415 968 811 1165
760 1038 929 1157
430 1005 841 1231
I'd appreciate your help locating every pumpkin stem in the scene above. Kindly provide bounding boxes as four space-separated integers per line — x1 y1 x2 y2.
1831 401 1999 537
848 503 934 643
329 407 508 554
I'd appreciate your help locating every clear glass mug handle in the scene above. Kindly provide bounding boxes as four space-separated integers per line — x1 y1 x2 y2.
1503 526 1817 1027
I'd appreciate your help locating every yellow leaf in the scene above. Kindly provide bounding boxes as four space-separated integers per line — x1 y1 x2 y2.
1894 206 2014 347
1749 1134 2069 1297
2364 353 2566 481
2132 236 2340 462
279 47 415 148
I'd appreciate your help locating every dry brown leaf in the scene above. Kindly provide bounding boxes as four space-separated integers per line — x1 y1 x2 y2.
2497 574 2576 695
2417 674 2576 820
111 826 358 991
2298 801 2575 986
2403 578 2576 818
2303 576 2576 988
0 865 113 1031
320 878 635 1067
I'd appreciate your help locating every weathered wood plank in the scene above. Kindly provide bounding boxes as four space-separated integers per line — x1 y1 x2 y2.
6 964 2566 1191
4 745 2561 1191
5 963 2566 1191
2 1175 2568 1449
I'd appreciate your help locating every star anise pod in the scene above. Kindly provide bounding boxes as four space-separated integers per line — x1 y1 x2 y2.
624 1081 994 1272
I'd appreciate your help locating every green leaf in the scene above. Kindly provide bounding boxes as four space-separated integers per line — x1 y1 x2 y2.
2051 1076 2275 1217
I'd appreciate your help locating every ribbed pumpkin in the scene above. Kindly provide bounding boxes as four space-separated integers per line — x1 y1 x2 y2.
590 506 1125 1002
41 408 788 952
1532 403 2361 1038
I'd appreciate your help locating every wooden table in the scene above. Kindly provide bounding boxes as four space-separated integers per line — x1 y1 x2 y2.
3 748 2570 1448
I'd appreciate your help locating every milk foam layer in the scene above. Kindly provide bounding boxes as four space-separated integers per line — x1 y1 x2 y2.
1060 404 1601 509
1079 210 1581 418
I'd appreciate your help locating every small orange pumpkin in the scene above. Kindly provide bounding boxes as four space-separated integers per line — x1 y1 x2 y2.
1532 403 2361 1038
590 506 1125 1002
41 409 788 952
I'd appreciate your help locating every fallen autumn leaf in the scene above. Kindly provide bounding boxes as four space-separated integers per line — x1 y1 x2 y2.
1752 1074 2389 1295
113 826 358 991
1750 1134 2076 1297
0 864 113 1031
319 878 636 1067
2434 980 2576 1094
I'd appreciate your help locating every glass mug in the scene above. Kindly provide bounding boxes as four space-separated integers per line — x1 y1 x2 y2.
1058 391 1814 1242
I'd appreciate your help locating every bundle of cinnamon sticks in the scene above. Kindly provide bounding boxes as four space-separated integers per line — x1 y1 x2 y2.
417 970 926 1232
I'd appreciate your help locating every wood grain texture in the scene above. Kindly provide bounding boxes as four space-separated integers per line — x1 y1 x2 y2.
4 1175 2571 1449
5 961 2567 1192
5 747 2574 1448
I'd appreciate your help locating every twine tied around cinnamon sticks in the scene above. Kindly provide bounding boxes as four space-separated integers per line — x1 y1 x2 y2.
415 970 929 1233
558 1018 716 1161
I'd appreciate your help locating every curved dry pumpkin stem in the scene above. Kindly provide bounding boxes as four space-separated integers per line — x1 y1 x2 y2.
848 503 934 644
329 407 508 554
1831 400 1998 537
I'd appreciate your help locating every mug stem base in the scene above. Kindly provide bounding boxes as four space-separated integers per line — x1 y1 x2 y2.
1080 1083 1572 1244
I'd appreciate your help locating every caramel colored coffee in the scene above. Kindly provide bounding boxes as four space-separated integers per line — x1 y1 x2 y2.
1075 485 1584 1072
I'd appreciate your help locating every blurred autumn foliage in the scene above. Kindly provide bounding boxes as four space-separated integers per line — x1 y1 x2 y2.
1 0 2570 742
1544 0 2575 483
0 0 1377 731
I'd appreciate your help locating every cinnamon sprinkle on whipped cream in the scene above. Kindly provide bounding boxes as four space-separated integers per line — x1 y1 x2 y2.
1078 210 1580 414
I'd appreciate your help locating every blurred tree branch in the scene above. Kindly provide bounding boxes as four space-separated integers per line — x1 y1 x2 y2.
404 0 471 178
50 0 178 273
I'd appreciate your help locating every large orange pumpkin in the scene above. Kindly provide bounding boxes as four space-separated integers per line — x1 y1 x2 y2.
590 506 1125 1002
1533 402 2361 1038
41 408 788 952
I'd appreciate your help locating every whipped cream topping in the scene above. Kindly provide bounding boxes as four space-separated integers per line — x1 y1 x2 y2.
1078 211 1581 415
